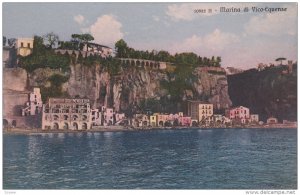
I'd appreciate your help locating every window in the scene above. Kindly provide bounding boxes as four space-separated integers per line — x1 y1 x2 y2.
27 43 30 48
244 110 246 114
21 42 24 47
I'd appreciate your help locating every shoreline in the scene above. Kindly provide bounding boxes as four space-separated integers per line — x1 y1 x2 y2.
3 125 297 135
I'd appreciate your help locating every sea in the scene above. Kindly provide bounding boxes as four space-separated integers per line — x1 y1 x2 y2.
3 128 297 189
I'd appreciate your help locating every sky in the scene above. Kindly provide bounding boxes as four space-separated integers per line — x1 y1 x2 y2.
2 2 298 69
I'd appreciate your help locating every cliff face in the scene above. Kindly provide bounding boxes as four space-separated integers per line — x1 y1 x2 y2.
227 65 297 122
25 63 232 115
192 68 232 110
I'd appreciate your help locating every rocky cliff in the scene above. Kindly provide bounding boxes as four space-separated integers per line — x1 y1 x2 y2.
26 63 232 116
228 65 297 122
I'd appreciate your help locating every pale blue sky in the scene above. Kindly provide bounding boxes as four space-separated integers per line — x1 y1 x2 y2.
3 2 297 69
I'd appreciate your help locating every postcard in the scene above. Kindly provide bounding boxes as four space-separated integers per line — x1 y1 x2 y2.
2 2 297 193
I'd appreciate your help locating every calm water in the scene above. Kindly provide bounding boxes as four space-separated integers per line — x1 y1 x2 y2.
3 128 297 189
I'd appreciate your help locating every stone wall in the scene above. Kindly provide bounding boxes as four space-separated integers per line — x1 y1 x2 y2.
3 68 28 91
3 91 29 118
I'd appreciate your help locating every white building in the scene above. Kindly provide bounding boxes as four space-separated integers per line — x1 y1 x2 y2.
91 108 102 126
22 88 43 116
83 43 113 58
42 98 91 130
102 106 114 126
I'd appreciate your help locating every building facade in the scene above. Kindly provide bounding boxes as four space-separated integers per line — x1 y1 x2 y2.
16 38 34 57
199 103 213 122
157 114 169 126
83 43 113 58
42 98 91 130
267 117 278 124
179 116 191 126
22 88 43 116
187 100 213 122
229 106 250 124
91 108 102 126
150 115 157 127
187 100 202 121
102 106 114 126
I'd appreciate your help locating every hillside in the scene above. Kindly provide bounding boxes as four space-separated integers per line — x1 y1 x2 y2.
227 65 297 122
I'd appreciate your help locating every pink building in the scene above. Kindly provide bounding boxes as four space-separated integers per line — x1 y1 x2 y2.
229 106 250 124
157 114 169 126
179 116 191 126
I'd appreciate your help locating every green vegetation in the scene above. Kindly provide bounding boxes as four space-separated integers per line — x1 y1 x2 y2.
115 39 221 67
207 70 226 75
43 32 59 49
3 36 6 46
19 35 70 72
40 74 69 102
58 33 94 50
275 57 286 65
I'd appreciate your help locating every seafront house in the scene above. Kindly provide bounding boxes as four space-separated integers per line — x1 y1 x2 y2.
91 108 102 127
199 103 214 124
42 98 92 130
22 88 43 116
157 113 170 126
178 116 192 126
115 113 126 125
228 106 250 124
132 114 149 127
102 106 114 126
150 115 157 127
267 117 278 124
187 100 213 124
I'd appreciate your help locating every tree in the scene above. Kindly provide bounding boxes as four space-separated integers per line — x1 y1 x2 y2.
8 38 16 47
3 36 6 46
275 57 286 65
211 56 215 66
71 34 82 50
216 56 221 67
80 34 94 51
43 32 59 49
81 34 94 43
115 39 128 58
33 36 46 54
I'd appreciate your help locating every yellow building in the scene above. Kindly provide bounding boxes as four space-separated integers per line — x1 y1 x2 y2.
187 100 213 122
16 38 34 57
150 115 157 127
199 103 213 122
